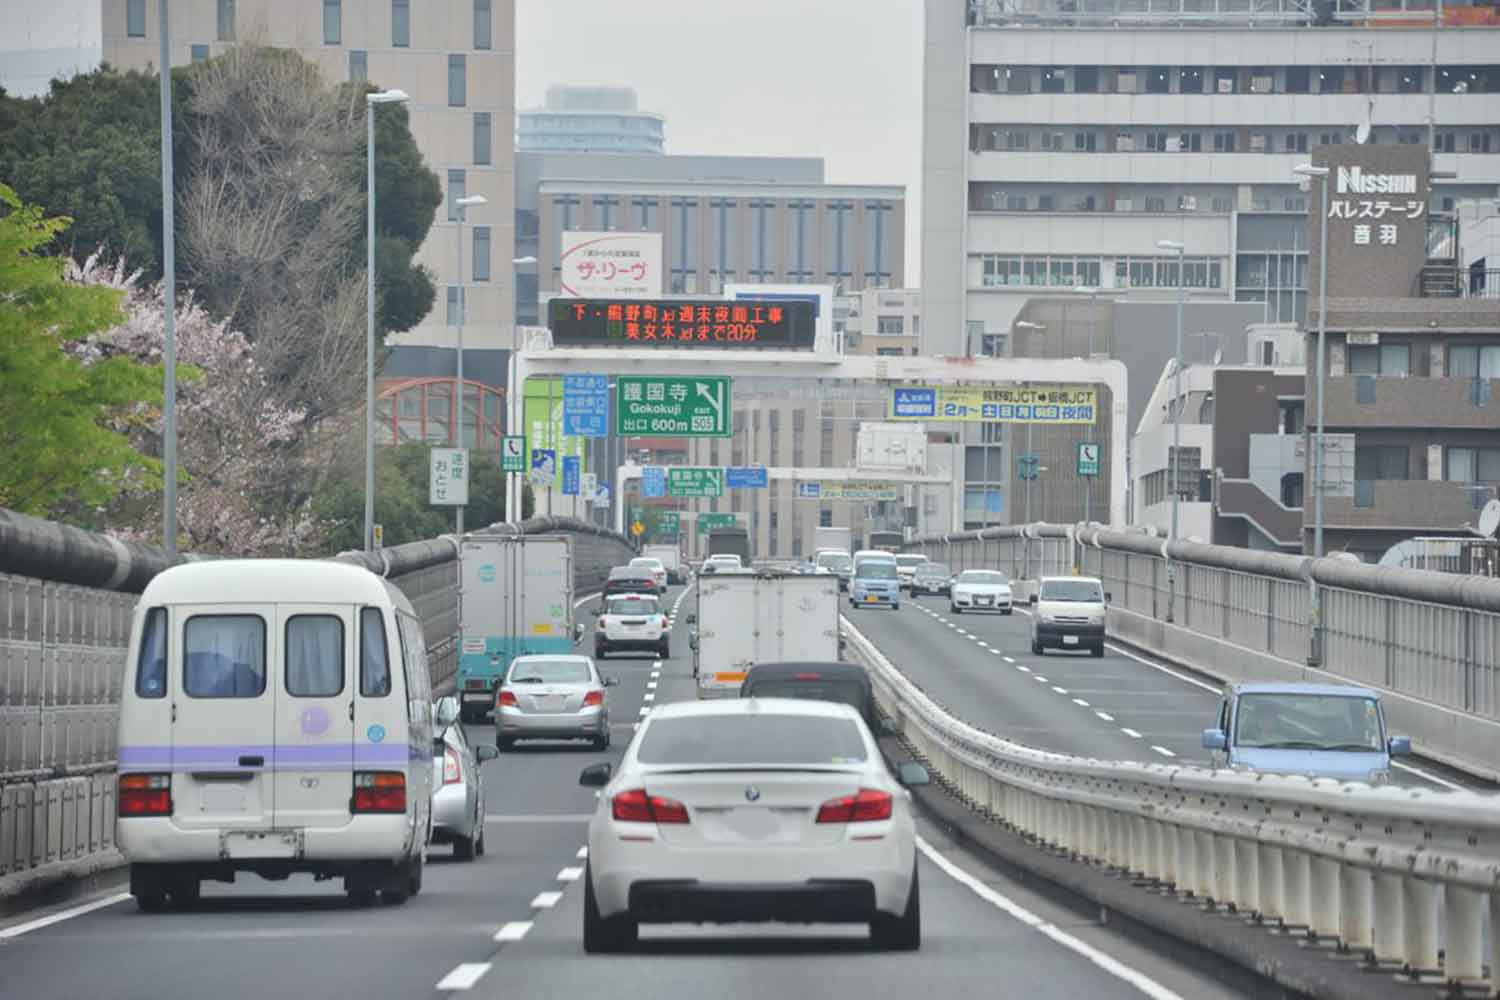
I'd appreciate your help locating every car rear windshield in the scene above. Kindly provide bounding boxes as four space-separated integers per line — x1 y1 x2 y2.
916 564 949 577
630 559 662 569
507 659 592 684
606 597 658 615
1039 579 1103 602
636 714 868 765
744 678 867 715
816 554 852 571
895 555 927 568
1234 694 1384 751
856 562 898 580
959 571 1009 584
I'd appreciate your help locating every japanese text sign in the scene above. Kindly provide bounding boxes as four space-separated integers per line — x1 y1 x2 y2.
559 231 662 299
666 467 724 498
562 374 610 438
889 386 1097 425
430 447 469 506
548 299 817 350
562 456 580 496
617 376 731 437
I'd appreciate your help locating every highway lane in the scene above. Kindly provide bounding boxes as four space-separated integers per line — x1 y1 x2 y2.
847 591 1484 790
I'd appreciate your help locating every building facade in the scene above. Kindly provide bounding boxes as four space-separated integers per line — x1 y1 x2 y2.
0 0 101 97
845 288 921 357
102 0 516 357
517 84 664 154
921 0 1500 358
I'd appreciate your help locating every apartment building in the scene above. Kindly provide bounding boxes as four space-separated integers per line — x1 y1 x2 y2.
517 84 664 154
845 288 921 357
102 0 515 358
921 0 1500 357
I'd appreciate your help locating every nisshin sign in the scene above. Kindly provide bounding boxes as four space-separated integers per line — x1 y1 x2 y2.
1335 167 1417 195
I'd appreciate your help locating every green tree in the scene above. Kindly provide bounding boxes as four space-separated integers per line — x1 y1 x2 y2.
0 184 164 514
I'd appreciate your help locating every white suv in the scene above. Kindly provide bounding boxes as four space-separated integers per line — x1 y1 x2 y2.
595 594 670 660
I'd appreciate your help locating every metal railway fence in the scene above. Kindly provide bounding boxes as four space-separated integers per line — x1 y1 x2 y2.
0 508 635 890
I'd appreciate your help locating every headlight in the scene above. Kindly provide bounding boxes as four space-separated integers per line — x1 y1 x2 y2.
1367 769 1390 785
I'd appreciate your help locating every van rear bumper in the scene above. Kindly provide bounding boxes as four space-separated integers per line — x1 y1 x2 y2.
118 815 412 865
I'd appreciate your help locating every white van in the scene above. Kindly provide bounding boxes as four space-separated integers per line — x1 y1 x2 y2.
116 560 434 910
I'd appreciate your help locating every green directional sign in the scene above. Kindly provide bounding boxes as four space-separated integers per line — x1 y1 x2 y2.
617 376 731 437
501 435 527 473
1077 442 1100 478
696 512 739 535
667 467 724 498
658 512 681 539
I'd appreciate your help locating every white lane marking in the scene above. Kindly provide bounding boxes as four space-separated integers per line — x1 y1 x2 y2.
493 921 533 943
1151 746 1177 758
1034 676 1049 683
1391 761 1465 791
991 650 1005 656
643 691 655 702
1072 698 1091 707
917 837 1185 1000
1016 665 1031 673
531 891 564 908
976 640 989 648
0 892 131 939
653 660 663 670
639 705 651 716
1103 641 1219 695
1051 686 1068 695
1002 656 1015 663
576 845 588 859
557 866 584 882
435 963 492 991
646 680 658 690
957 630 971 637
1095 711 1115 722
1120 728 1144 739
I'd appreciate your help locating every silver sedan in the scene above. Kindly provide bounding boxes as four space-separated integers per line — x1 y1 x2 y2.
496 654 618 751
431 696 499 860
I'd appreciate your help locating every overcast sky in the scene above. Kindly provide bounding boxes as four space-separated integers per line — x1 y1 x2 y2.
516 0 924 286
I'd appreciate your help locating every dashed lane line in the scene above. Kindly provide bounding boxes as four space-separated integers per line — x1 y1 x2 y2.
1151 746 1177 758
435 963 492 991
557 866 584 882
530 891 563 908
1120 728 1144 739
492 922 533 943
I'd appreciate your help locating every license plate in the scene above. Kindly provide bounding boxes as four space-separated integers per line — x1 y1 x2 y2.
1063 635 1079 645
222 831 299 860
713 671 746 683
536 695 566 711
866 595 879 602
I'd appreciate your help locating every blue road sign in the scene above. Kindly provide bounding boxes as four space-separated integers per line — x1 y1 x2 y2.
531 448 557 487
726 466 768 489
797 482 822 499
562 374 610 438
891 387 937 419
561 456 580 495
642 466 666 498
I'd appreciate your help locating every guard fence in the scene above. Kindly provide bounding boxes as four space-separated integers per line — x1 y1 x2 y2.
0 507 635 893
906 523 1500 780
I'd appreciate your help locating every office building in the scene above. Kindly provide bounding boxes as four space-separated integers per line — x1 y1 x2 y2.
845 288 921 357
921 0 1500 358
517 84 664 154
102 0 516 365
0 0 101 97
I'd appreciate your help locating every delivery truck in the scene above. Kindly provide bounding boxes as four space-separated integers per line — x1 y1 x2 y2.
456 534 578 723
642 543 684 585
813 526 853 555
687 572 840 699
706 527 751 565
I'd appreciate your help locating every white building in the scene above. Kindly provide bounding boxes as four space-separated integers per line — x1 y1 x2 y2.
920 0 1500 358
0 0 101 97
845 288 921 357
517 84 665 155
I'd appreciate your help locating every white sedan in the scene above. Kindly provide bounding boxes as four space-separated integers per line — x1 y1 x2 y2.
950 569 1013 614
578 698 929 952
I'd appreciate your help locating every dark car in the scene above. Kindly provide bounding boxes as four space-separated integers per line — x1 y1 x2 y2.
739 661 879 731
604 566 659 597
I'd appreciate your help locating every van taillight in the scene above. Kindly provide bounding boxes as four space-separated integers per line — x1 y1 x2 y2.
442 747 462 785
118 773 172 817
353 772 406 813
497 689 518 707
815 788 893 824
611 788 689 824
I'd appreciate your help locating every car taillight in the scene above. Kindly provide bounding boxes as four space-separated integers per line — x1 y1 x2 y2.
659 615 669 628
582 690 604 708
611 788 690 824
815 788 893 824
352 771 406 813
118 773 172 817
442 747 461 785
794 672 823 680
497 689 518 707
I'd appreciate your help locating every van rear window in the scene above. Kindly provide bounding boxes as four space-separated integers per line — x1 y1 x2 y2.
360 608 391 697
135 607 167 698
184 615 266 698
286 616 345 697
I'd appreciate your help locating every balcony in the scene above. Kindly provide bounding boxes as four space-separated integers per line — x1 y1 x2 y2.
1324 479 1495 531
1320 376 1500 429
1420 266 1500 299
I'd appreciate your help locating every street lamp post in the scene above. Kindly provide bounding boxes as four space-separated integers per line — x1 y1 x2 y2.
1295 162 1331 666
452 193 488 537
1011 321 1047 537
505 256 538 525
1073 286 1101 357
158 0 178 557
364 88 410 552
1157 239 1186 622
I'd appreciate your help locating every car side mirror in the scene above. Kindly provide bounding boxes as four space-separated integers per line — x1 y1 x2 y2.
686 614 696 624
1028 593 1038 605
579 762 613 788
476 744 499 762
1104 592 1113 604
574 623 586 643
1388 735 1412 756
603 676 620 687
433 696 460 729
897 762 930 787
1202 728 1226 750
590 608 600 617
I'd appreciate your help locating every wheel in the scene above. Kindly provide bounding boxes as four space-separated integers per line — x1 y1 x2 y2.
168 875 200 909
496 737 514 753
583 863 637 954
657 641 670 659
592 728 609 751
454 832 476 861
381 854 421 904
871 862 921 951
892 603 900 611
1002 608 1013 616
475 818 486 857
950 604 960 614
346 886 377 907
1031 639 1043 655
1091 642 1105 658
594 645 607 660
130 864 169 913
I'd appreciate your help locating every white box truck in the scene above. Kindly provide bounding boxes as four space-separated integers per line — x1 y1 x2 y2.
457 534 577 722
642 543 684 585
688 573 841 699
813 526 852 554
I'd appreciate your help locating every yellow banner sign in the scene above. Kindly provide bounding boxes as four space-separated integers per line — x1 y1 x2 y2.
889 385 1097 424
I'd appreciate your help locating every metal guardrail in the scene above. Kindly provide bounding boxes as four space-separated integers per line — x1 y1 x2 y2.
844 618 1500 987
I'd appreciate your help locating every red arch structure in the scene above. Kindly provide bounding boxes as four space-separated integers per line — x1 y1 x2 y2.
375 377 506 450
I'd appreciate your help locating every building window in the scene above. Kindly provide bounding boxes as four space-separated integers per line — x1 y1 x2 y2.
1447 447 1500 483
670 197 699 293
1355 445 1409 482
472 227 491 283
474 0 492 50
1467 133 1492 154
448 55 467 107
1144 196 1167 213
1449 345 1500 378
217 0 235 41
1040 67 1066 93
348 49 367 82
1319 130 1344 146
1178 131 1202 152
1348 343 1410 376
1073 132 1097 153
1146 67 1170 93
1074 66 1099 93
1144 131 1168 152
632 195 659 231
392 0 410 47
1179 66 1203 93
824 200 852 290
591 195 618 231
473 112 491 165
1281 473 1305 508
1213 131 1236 152
1214 68 1237 94
1212 196 1233 213
863 201 893 288
1005 130 1029 150
1284 196 1306 212
1285 132 1308 153
447 169 466 221
446 286 461 326
1006 194 1027 211
126 0 146 36
1285 66 1311 93
1319 66 1346 93
323 0 341 44
749 198 774 281
190 44 210 63
876 316 903 335
786 199 815 283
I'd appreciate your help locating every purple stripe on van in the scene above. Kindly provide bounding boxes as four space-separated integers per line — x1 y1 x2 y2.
117 743 409 771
